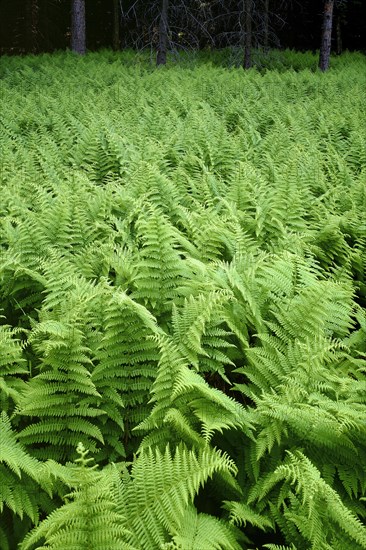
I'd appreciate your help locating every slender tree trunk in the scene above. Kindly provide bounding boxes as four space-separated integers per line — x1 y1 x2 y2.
263 0 269 52
26 0 39 54
43 0 51 51
319 0 334 71
71 0 86 55
112 0 120 51
156 0 169 66
336 15 342 55
243 0 253 69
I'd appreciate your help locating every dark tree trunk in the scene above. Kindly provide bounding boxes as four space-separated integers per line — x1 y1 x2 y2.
156 0 169 66
71 0 86 55
26 0 39 54
336 15 342 55
263 0 269 52
319 0 334 71
112 0 120 51
244 0 253 69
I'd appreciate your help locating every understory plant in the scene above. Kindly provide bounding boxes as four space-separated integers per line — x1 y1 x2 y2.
0 50 366 549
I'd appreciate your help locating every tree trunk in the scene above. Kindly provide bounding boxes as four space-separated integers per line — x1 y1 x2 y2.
26 0 39 54
112 0 120 51
319 0 334 71
156 0 169 66
71 0 86 55
263 0 269 52
244 0 253 69
336 15 342 55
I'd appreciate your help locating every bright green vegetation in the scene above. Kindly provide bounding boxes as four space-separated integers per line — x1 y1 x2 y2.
1 50 366 549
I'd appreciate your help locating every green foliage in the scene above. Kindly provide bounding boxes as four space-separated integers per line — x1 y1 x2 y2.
20 443 134 550
0 412 54 548
162 505 242 549
0 325 28 413
256 451 366 549
119 443 240 549
0 50 365 548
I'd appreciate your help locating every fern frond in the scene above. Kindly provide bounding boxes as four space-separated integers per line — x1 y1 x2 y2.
0 324 28 412
256 451 366 549
224 500 273 530
131 205 187 315
164 505 242 550
92 290 160 456
16 316 104 461
0 412 51 524
120 443 238 549
20 443 134 550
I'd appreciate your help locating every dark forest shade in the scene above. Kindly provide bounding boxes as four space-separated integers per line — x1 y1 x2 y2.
263 0 270 52
319 0 334 71
243 0 253 69
71 0 86 54
157 0 169 66
112 0 120 51
0 0 365 58
26 0 39 53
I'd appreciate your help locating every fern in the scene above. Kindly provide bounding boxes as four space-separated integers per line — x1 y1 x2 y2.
118 443 238 549
131 205 187 316
1 51 366 549
20 443 134 550
137 333 252 452
0 412 55 548
163 505 242 549
15 314 105 461
255 451 366 549
92 290 160 457
0 324 28 413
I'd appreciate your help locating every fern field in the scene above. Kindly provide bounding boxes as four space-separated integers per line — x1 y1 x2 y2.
1 50 366 549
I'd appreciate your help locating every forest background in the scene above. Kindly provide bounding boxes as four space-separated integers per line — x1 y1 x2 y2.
0 0 365 59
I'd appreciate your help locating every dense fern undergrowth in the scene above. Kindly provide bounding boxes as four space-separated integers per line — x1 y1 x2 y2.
0 50 366 549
